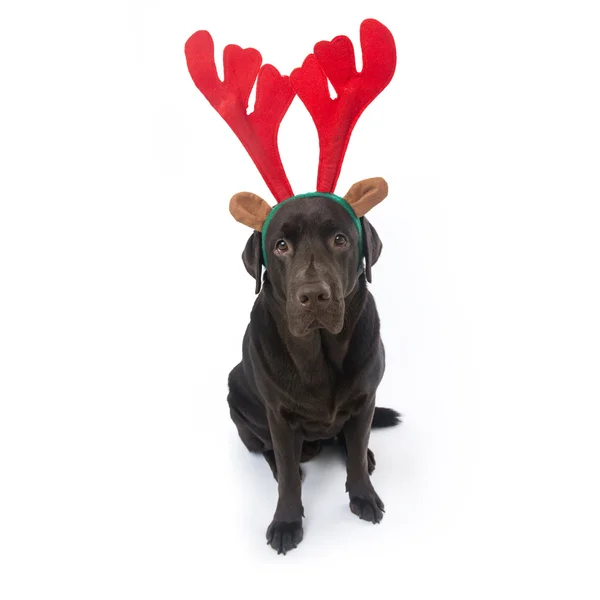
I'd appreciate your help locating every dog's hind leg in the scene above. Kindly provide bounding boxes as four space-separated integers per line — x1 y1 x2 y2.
227 364 271 453
234 423 265 453
300 440 322 462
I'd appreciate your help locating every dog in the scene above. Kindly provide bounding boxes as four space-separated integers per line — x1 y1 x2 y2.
226 192 400 554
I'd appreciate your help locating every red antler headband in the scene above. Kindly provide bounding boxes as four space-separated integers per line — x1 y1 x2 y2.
291 19 396 194
184 18 396 203
184 30 295 201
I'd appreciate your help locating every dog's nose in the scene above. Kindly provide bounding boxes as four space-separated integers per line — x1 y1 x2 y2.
297 282 331 307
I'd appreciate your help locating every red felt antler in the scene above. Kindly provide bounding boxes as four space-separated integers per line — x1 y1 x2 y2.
290 19 396 194
185 30 295 202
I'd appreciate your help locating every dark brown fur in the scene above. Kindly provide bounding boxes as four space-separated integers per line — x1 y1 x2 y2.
227 196 400 554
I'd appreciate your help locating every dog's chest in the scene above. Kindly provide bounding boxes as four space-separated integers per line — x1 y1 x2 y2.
281 376 360 440
279 333 361 439
296 408 352 440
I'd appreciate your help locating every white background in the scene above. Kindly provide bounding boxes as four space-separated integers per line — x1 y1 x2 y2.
1 0 599 598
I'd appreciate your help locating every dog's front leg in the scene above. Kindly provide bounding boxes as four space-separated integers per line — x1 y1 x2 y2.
265 408 304 554
343 397 385 523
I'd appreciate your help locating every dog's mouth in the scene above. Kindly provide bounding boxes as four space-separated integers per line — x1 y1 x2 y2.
286 304 345 337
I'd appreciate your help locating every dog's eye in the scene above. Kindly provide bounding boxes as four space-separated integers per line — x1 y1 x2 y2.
334 234 348 247
275 239 289 253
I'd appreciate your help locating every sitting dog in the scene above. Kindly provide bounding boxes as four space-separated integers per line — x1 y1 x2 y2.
184 17 400 556
226 180 400 554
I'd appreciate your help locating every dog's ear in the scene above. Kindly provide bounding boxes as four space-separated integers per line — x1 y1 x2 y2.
343 177 388 218
361 217 382 284
242 231 263 294
230 192 272 231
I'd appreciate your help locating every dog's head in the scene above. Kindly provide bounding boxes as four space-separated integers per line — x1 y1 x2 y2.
232 178 387 337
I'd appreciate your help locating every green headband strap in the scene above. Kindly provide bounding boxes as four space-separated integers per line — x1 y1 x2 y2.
261 192 364 269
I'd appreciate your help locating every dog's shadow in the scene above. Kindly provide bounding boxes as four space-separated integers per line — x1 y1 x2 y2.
300 442 348 513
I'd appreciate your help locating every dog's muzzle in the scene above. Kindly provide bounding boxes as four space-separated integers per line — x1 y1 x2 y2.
287 281 344 336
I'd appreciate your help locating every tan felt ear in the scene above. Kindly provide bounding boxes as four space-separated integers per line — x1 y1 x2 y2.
343 177 389 218
229 192 272 231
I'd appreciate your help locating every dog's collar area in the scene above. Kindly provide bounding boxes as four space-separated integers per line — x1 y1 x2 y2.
260 192 364 269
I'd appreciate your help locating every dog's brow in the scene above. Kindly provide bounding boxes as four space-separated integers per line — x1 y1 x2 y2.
284 221 301 234
319 219 342 232
278 220 305 239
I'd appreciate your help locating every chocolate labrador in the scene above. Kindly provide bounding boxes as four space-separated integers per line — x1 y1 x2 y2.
226 193 400 554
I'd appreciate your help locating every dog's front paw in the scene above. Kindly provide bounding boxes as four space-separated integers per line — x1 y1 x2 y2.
266 519 303 554
349 490 385 524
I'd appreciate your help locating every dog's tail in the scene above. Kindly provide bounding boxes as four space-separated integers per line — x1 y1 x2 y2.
371 407 402 428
